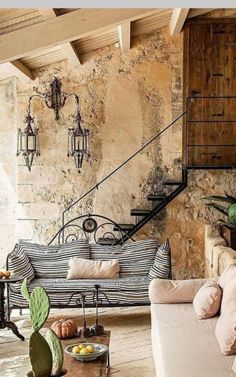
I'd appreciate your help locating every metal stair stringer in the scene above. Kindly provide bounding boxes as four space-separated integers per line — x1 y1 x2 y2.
118 168 188 244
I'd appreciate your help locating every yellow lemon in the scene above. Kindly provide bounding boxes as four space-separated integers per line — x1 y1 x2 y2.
80 348 89 355
78 344 85 349
72 345 80 354
86 345 95 353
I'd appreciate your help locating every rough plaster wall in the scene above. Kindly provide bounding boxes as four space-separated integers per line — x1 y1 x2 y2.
1 25 236 277
0 78 17 266
16 28 184 252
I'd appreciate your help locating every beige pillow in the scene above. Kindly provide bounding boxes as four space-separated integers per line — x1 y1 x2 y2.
67 257 120 279
221 278 236 313
193 280 222 319
219 264 236 289
215 301 236 355
149 278 216 304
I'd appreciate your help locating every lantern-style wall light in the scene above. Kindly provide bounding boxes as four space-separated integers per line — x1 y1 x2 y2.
17 103 40 171
67 97 91 172
17 77 90 172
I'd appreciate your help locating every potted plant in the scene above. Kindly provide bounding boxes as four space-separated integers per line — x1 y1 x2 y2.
203 193 236 249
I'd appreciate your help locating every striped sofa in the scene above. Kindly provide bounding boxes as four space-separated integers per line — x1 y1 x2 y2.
7 238 165 309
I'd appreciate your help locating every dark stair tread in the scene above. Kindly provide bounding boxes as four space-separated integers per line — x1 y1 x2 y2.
113 224 135 231
130 209 151 216
164 180 183 186
97 238 119 245
147 194 167 201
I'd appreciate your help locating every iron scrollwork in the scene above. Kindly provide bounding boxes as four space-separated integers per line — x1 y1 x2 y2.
59 285 119 308
49 213 135 245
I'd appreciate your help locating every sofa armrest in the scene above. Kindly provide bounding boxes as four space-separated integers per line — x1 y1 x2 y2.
213 245 236 275
149 277 218 304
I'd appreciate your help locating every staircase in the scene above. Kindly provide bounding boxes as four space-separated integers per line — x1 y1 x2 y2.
49 111 188 246
98 169 188 245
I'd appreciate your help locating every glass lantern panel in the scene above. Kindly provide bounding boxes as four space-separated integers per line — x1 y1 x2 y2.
74 134 84 152
28 134 36 151
21 133 27 151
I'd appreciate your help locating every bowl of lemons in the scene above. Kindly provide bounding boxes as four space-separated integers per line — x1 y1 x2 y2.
64 342 108 361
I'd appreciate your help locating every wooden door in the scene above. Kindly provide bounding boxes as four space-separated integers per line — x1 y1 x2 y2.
183 19 236 168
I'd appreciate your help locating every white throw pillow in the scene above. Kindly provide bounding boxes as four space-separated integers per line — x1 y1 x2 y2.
67 257 120 279
193 280 222 319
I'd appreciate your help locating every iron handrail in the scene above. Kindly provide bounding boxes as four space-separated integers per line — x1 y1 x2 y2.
62 111 187 233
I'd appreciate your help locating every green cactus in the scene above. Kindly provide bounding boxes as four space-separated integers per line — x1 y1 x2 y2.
29 287 50 332
21 278 30 301
21 281 65 377
29 331 52 377
46 329 64 377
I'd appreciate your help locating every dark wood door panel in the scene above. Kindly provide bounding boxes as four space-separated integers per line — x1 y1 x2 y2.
187 146 236 167
187 122 236 145
188 24 212 97
184 20 236 168
187 98 236 122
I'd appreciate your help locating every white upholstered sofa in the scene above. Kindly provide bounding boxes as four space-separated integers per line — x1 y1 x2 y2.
205 224 236 277
149 278 235 377
149 225 236 377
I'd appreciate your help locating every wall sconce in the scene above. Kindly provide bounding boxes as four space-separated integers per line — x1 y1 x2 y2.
34 77 66 121
67 99 91 173
17 77 90 171
16 109 40 171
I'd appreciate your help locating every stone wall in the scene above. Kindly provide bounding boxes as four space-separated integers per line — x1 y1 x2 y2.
1 25 236 278
15 28 184 253
0 78 17 267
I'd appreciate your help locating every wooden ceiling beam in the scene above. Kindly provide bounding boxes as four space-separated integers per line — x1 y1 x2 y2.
38 8 57 20
38 8 81 67
169 8 189 35
0 60 33 82
187 9 214 18
0 9 158 64
118 22 131 52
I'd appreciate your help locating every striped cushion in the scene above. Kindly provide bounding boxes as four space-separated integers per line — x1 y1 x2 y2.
148 239 171 281
90 239 158 277
18 239 90 279
8 245 35 283
9 276 150 307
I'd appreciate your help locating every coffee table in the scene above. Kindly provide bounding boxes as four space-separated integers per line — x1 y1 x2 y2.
62 331 110 377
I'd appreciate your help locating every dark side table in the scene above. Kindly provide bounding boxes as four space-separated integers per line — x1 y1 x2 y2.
0 275 24 341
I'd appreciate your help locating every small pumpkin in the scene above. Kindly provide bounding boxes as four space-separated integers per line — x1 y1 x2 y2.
51 319 77 339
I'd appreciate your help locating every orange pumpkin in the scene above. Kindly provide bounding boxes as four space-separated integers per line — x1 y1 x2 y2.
51 319 77 339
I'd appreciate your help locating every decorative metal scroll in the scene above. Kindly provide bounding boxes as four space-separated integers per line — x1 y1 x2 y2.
59 285 119 307
48 213 135 245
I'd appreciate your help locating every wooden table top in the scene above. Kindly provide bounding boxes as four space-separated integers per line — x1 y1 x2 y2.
61 331 111 377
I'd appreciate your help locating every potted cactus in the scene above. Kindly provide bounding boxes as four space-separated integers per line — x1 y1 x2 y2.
21 279 65 377
203 193 236 249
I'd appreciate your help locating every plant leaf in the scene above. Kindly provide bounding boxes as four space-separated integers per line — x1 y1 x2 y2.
218 219 236 229
21 278 30 302
29 287 50 331
202 195 235 204
225 193 236 203
206 203 228 216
